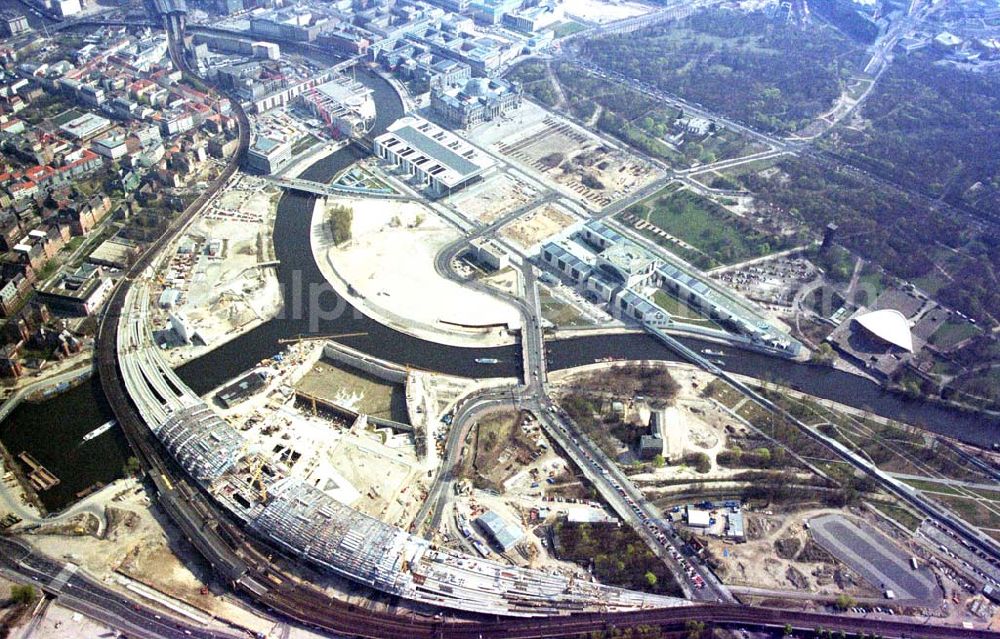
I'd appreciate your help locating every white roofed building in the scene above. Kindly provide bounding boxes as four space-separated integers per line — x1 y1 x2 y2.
373 116 496 195
854 308 913 352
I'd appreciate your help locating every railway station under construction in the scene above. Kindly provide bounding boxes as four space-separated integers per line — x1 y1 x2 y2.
118 283 685 617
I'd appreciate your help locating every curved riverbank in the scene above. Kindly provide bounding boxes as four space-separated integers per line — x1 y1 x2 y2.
3 63 996 512
309 194 520 348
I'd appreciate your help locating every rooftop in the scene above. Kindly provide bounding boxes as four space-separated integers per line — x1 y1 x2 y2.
601 240 658 276
376 116 495 188
855 308 914 352
477 510 522 551
59 112 112 140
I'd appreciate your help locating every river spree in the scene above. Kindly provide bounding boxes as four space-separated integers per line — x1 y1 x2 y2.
1 66 995 513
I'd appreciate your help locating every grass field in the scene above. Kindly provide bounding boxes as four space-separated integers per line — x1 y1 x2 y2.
623 187 776 268
928 318 979 349
933 494 1000 529
702 379 744 409
552 20 587 38
291 134 321 156
652 290 720 327
539 287 590 327
901 478 964 496
868 500 924 532
854 271 887 306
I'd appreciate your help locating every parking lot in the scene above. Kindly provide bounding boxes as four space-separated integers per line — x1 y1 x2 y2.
810 514 940 605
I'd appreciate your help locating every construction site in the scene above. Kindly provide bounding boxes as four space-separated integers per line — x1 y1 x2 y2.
151 173 282 365
486 107 663 209
444 172 541 225
499 202 583 252
19 480 279 637
538 359 997 617
311 194 521 347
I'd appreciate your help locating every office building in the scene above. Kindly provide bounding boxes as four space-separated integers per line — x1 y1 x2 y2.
246 135 291 174
431 77 521 128
373 116 496 194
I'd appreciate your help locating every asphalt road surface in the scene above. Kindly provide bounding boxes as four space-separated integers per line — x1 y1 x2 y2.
810 514 940 605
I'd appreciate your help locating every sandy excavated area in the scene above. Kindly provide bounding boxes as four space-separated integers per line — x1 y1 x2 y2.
446 173 539 225
563 0 656 22
704 509 879 598
488 103 662 209
316 197 521 344
161 177 282 365
499 202 579 251
25 481 274 636
14 602 115 638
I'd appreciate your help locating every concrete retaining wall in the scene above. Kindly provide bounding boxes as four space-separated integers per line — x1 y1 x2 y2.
322 342 407 384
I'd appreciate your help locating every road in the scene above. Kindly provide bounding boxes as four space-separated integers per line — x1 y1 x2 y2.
432 223 731 601
412 386 519 534
0 537 244 639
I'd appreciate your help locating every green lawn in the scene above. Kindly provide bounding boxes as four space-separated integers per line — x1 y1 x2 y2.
854 271 887 306
51 109 83 126
868 500 923 532
901 478 963 496
621 187 779 268
651 290 720 328
552 20 587 38
928 318 979 350
291 134 321 156
933 494 1000 529
539 287 590 327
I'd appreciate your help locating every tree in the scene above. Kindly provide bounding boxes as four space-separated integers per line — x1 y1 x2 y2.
327 204 354 245
685 620 705 639
754 447 772 466
644 571 658 587
835 594 856 610
652 454 665 468
811 342 836 365
123 456 143 478
783 624 793 637
10 584 37 605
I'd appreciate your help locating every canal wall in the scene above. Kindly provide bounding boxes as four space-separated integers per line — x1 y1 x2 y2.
322 341 408 384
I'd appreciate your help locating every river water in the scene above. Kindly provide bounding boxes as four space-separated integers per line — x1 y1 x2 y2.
1 67 995 513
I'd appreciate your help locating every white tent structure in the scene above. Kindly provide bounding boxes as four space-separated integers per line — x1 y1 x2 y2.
855 309 914 352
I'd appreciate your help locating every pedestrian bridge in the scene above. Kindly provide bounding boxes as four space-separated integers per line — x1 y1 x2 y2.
266 177 410 200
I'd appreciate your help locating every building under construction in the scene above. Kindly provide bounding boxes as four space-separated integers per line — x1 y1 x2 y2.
117 283 685 617
298 75 375 138
149 391 685 616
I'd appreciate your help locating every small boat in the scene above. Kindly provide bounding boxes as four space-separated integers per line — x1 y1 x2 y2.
712 359 725 366
82 420 115 442
702 349 724 357
475 358 499 365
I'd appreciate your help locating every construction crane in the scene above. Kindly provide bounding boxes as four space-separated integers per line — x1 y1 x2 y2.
249 455 267 503
238 441 268 503
277 332 367 344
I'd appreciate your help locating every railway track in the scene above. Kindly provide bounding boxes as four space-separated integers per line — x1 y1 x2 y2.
88 17 1000 639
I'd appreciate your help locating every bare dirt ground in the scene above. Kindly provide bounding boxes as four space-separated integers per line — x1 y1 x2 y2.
498 202 579 251
445 173 539 225
495 116 661 209
24 481 274 636
704 508 879 598
314 196 520 346
9 601 115 639
296 358 401 420
157 174 282 366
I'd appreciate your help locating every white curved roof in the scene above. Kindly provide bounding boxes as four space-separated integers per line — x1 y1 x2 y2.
856 309 913 352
